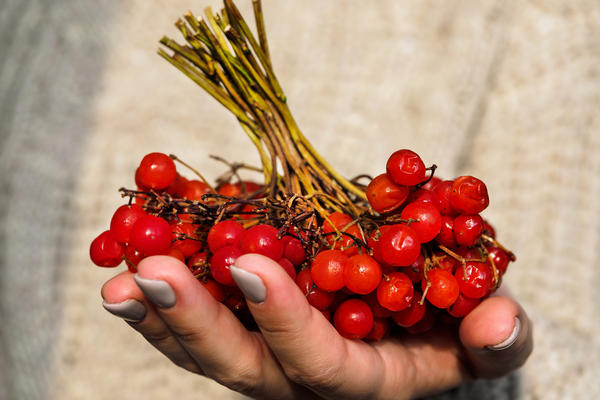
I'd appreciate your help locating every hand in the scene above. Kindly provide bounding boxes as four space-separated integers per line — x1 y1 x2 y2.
101 254 533 400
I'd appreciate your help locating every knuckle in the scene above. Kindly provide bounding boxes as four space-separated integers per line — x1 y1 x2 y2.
211 361 262 396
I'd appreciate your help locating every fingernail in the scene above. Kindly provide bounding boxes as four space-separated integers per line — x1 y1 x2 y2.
230 265 266 303
134 275 176 308
103 299 146 322
488 316 521 351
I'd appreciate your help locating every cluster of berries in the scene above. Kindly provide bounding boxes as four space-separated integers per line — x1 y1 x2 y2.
90 150 513 341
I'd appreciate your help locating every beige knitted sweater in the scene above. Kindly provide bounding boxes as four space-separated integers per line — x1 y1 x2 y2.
1 1 598 399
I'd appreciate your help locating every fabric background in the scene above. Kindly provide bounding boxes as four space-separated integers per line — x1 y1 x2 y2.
1 0 599 399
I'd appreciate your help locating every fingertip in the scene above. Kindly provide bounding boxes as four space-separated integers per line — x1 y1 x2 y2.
459 296 519 349
101 270 140 303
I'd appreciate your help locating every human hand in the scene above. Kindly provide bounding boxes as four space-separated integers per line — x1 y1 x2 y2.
101 254 532 400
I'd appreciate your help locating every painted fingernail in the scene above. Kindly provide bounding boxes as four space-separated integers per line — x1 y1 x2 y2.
103 299 146 322
134 275 176 308
488 316 521 351
230 265 266 303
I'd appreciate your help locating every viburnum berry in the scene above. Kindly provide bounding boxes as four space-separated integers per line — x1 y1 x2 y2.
210 245 243 286
450 176 489 214
333 298 374 340
392 293 427 327
200 278 226 302
432 180 457 216
295 268 336 310
90 230 124 267
277 258 297 280
378 224 421 267
454 261 494 299
400 201 442 243
129 215 172 256
322 212 361 256
422 268 459 308
171 222 203 257
376 272 414 311
109 204 146 244
386 149 426 186
310 249 347 292
207 219 245 253
182 179 211 201
487 246 511 275
123 244 144 273
453 214 484 247
365 173 410 213
402 254 425 283
281 235 307 266
343 254 382 295
364 318 391 342
448 294 481 318
239 224 284 261
137 152 177 190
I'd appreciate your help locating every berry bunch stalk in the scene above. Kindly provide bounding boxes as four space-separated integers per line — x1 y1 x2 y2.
158 0 367 221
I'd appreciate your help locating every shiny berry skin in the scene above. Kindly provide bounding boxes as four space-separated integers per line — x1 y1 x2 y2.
137 152 177 190
239 224 284 261
166 247 186 263
207 220 244 253
171 222 203 257
405 307 436 334
386 149 426 186
482 220 496 238
333 299 374 340
365 173 410 213
450 176 489 214
421 176 442 191
90 230 125 267
182 179 211 201
432 180 457 216
343 254 382 295
422 268 459 308
109 204 146 244
281 236 307 266
392 294 427 327
448 294 480 317
165 173 189 197
454 261 493 299
322 212 360 256
378 224 421 267
402 254 425 283
123 244 144 272
210 245 243 286
405 188 442 211
310 249 347 292
453 214 484 247
376 272 414 311
278 258 297 280
400 201 442 243
487 246 511 275
295 269 336 310
367 225 393 265
363 292 394 318
129 215 172 256
435 215 457 248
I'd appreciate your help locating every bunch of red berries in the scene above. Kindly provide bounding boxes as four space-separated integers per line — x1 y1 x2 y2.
90 149 514 341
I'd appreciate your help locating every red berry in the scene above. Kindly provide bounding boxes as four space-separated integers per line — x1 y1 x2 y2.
405 307 436 334
165 173 189 197
239 224 284 261
367 225 393 265
483 220 496 238
200 278 226 302
322 212 361 256
364 318 391 342
129 215 172 256
392 293 427 327
432 180 457 216
343 254 382 295
448 294 480 317
450 176 489 214
277 257 297 280
401 254 425 283
422 268 459 308
109 204 146 244
487 246 511 275
182 179 211 201
90 230 124 267
171 222 203 257
210 245 243 286
400 201 442 243
166 247 186 263
378 224 421 267
421 176 442 191
363 292 394 318
376 272 414 311
310 249 347 292
365 173 410 213
137 152 177 190
386 149 426 186
453 214 484 247
435 215 457 248
405 188 442 211
187 251 208 275
207 219 244 253
281 236 307 266
124 244 144 272
295 268 336 310
454 261 493 299
333 298 374 340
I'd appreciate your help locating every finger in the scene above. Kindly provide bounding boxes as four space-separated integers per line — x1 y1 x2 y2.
230 253 389 399
134 255 309 399
101 270 202 373
458 291 533 378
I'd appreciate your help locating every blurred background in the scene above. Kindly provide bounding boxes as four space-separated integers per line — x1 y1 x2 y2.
1 0 599 399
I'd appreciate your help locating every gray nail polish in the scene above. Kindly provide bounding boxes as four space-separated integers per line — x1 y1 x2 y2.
488 317 521 351
103 299 146 322
134 275 176 308
230 265 266 303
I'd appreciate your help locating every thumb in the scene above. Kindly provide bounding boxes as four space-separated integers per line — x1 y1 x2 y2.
458 290 533 378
